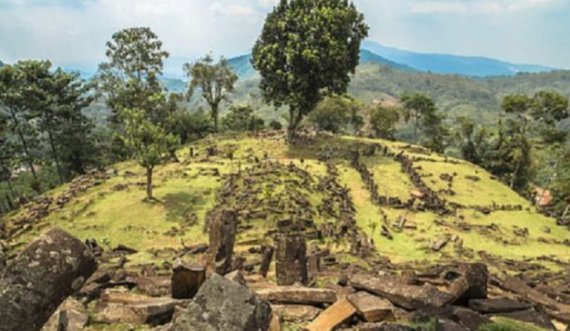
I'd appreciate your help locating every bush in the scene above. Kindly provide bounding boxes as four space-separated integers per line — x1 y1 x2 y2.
370 105 400 139
269 120 283 130
221 105 264 132
308 95 363 134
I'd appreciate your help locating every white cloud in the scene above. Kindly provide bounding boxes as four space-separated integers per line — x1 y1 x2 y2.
410 0 563 15
0 0 568 70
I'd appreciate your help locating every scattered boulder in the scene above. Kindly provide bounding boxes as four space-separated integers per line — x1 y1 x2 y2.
0 228 97 331
171 274 272 331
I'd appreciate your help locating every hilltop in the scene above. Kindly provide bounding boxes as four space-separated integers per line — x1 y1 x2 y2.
2 132 570 330
4 132 568 270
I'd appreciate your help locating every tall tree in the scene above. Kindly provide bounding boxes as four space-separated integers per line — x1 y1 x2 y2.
401 93 437 141
252 0 368 140
49 70 97 175
184 55 238 132
121 108 178 200
96 27 169 135
0 64 39 181
0 114 17 199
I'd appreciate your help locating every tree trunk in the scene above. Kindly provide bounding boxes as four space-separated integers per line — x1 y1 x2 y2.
8 109 38 181
6 178 16 200
146 166 153 200
287 108 303 142
211 104 219 133
47 127 64 184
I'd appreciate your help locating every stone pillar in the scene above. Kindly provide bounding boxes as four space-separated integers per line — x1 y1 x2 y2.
259 245 274 278
171 263 206 299
0 228 97 331
450 263 488 305
275 234 308 286
209 209 238 275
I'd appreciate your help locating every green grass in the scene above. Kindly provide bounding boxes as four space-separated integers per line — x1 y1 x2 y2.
478 317 551 331
4 133 568 271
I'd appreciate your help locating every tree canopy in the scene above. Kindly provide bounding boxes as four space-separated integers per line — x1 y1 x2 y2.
252 0 369 139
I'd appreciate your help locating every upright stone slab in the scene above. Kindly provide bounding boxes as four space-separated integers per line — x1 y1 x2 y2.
171 263 206 299
0 228 97 331
209 209 238 275
259 245 274 277
275 233 308 286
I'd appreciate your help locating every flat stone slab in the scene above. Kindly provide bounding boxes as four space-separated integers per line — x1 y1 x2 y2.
347 291 395 322
271 304 322 322
255 286 337 305
469 298 532 314
304 298 356 331
350 274 454 310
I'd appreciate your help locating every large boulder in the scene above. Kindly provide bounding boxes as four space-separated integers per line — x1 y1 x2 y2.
171 274 272 331
0 228 97 331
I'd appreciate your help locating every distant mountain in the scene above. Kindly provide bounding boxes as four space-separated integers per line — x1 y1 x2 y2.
226 50 414 80
0 60 4 67
362 41 556 77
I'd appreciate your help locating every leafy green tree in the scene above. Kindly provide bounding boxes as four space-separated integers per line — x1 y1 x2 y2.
221 105 264 133
0 114 17 199
252 0 369 140
454 116 490 165
421 110 449 154
121 108 178 200
96 27 170 158
0 64 40 181
401 92 437 141
184 55 238 132
550 146 570 216
370 106 400 140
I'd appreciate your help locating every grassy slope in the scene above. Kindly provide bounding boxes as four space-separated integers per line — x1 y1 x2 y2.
3 134 568 271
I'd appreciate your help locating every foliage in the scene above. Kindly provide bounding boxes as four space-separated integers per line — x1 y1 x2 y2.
221 105 264 133
184 55 238 132
269 119 283 130
96 27 170 160
308 95 362 134
252 0 369 139
120 108 178 199
370 105 400 139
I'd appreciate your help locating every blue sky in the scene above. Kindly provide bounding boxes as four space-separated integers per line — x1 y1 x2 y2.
0 0 569 72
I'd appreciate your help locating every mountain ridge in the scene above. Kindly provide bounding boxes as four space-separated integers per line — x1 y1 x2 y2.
361 41 556 77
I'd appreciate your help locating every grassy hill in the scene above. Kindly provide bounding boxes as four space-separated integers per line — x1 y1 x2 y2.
3 133 568 274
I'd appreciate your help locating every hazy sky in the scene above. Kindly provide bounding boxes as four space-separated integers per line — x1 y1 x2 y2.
0 0 569 71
